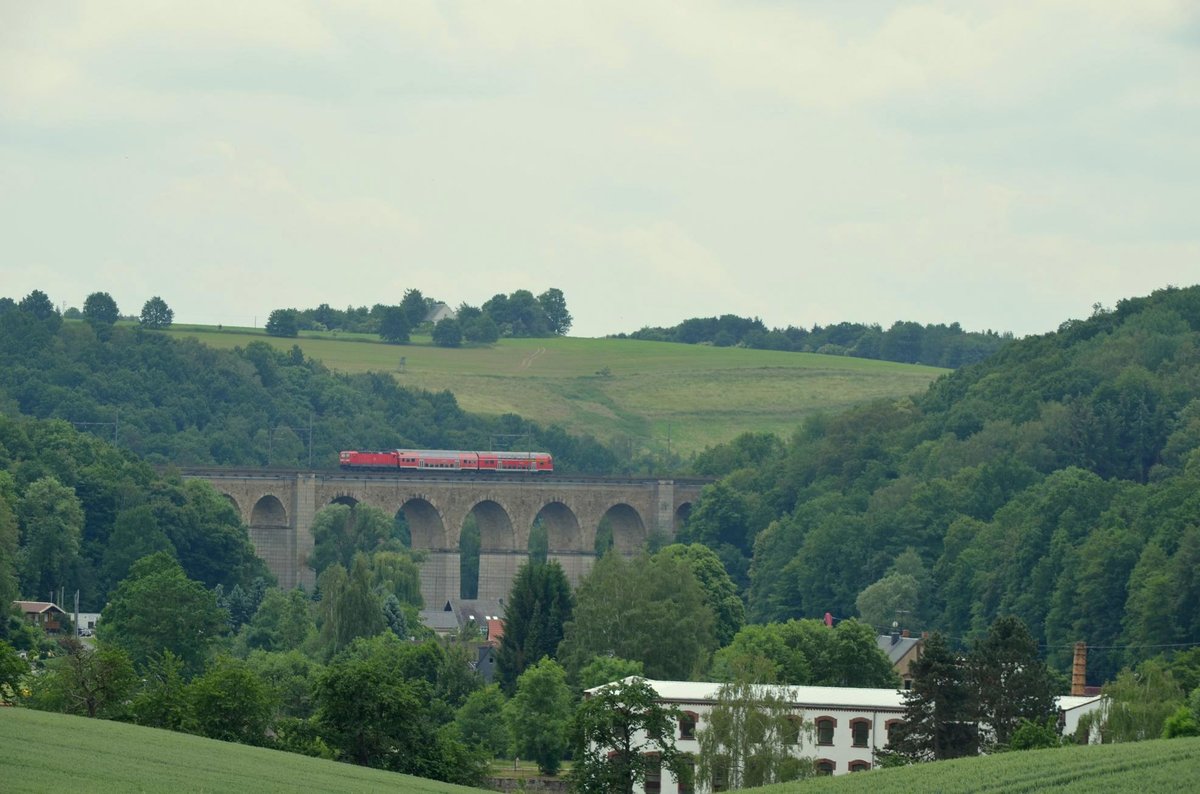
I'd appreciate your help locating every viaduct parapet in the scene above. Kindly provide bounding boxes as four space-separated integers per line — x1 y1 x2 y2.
182 469 705 606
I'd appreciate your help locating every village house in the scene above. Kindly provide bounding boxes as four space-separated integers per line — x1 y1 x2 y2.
418 597 506 683
585 678 1106 790
12 601 67 633
875 628 925 689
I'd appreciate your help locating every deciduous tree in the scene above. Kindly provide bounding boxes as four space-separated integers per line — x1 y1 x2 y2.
1080 658 1185 743
455 684 510 757
432 317 462 347
314 633 485 784
17 476 84 602
656 543 745 647
0 639 29 702
558 551 717 681
83 291 120 328
265 308 299 338
129 650 190 730
187 656 276 744
0 480 20 608
570 677 686 794
378 305 411 343
45 639 137 718
139 296 174 329
696 659 813 790
712 618 897 688
98 552 228 674
464 313 500 343
578 656 644 689
316 555 385 657
538 288 572 335
308 503 395 575
506 657 572 775
18 289 59 325
400 288 429 328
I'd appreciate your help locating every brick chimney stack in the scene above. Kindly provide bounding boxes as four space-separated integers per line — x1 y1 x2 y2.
1071 642 1087 696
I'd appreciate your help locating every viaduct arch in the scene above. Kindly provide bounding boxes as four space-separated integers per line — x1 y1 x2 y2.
188 470 705 606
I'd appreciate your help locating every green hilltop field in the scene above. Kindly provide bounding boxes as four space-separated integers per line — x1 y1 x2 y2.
165 325 947 457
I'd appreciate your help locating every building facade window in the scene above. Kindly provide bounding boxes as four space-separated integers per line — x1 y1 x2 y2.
784 715 803 745
680 711 698 740
815 716 837 746
712 756 730 792
850 718 870 747
849 760 871 773
644 753 661 794
885 719 903 746
816 759 836 776
677 753 695 794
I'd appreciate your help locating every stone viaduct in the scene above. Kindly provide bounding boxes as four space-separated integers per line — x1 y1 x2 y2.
183 469 706 607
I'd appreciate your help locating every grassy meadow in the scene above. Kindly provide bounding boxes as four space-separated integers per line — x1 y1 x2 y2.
0 707 484 793
166 325 947 457
6 706 1197 793
749 737 1200 793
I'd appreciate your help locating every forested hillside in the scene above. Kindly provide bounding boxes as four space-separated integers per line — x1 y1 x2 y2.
681 286 1200 683
619 314 1011 368
0 416 269 611
0 291 615 473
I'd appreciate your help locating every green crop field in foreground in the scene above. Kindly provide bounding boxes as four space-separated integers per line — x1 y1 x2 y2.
166 326 947 457
4 708 1196 794
0 707 484 793
749 736 1200 793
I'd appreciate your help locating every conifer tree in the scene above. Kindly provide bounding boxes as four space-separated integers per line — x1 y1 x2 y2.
885 632 978 762
969 615 1056 748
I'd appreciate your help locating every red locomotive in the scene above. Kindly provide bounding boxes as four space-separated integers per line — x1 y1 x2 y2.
339 449 553 473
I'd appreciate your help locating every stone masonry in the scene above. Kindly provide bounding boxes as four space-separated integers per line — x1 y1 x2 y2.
186 470 703 605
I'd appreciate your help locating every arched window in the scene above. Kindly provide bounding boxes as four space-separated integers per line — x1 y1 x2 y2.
885 719 903 747
815 759 836 776
815 716 837 746
850 717 870 747
849 760 871 772
679 711 698 740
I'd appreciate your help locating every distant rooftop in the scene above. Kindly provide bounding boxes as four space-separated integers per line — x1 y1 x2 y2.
876 632 922 665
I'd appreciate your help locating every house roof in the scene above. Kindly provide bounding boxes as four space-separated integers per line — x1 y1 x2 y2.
424 303 457 323
445 598 505 628
13 601 65 615
418 609 460 632
589 678 1104 716
588 678 908 711
876 633 922 665
1057 695 1105 713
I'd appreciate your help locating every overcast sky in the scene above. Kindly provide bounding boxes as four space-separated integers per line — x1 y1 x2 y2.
3 2 1198 338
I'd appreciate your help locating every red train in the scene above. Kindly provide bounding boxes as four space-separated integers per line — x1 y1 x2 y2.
339 449 554 473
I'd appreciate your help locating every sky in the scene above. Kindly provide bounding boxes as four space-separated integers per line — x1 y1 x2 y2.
2 2 1198 338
